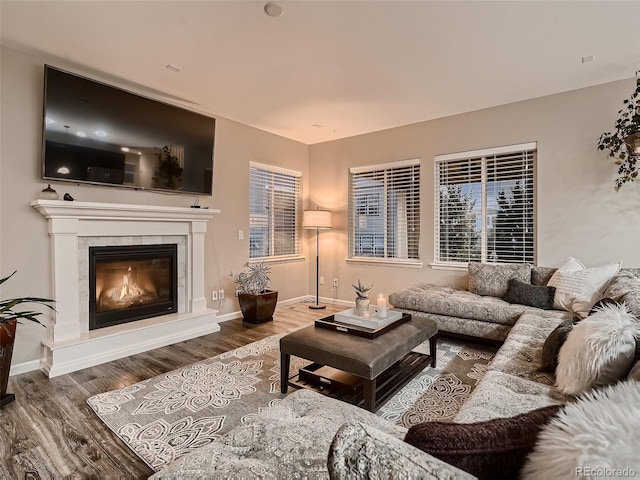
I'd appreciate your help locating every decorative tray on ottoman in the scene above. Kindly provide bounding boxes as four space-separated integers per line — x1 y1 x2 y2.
314 310 410 338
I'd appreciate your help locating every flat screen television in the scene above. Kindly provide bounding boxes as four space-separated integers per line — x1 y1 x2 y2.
42 65 215 195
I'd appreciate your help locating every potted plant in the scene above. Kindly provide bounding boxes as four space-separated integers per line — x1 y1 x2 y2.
230 262 278 324
352 279 373 316
1 271 54 407
598 74 640 191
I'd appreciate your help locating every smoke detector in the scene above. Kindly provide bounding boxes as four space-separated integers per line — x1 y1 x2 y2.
264 2 284 17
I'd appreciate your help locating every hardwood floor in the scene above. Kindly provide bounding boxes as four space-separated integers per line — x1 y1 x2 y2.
0 302 344 479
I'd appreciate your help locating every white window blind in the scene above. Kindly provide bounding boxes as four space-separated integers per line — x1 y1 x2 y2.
349 159 420 261
434 143 536 265
249 162 301 259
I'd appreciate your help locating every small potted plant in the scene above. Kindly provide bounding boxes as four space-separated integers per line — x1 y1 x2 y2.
352 279 373 316
1 271 54 407
230 262 278 324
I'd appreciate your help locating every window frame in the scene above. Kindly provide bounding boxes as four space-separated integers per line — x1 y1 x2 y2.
432 142 537 270
249 161 303 264
347 158 422 268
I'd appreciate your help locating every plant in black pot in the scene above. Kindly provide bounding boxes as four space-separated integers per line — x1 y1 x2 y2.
1 271 54 407
230 262 278 324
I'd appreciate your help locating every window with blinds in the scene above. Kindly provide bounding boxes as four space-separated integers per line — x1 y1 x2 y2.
434 143 536 266
249 162 301 260
349 159 420 261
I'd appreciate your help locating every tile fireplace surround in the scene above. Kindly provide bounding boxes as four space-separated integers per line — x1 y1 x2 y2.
31 200 221 377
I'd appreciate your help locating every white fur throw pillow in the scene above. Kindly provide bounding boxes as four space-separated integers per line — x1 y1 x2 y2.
555 303 639 395
521 381 640 480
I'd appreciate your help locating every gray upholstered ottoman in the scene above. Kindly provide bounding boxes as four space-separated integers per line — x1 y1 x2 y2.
280 315 438 411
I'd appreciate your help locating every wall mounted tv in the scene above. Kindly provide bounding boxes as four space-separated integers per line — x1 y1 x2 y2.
42 65 215 195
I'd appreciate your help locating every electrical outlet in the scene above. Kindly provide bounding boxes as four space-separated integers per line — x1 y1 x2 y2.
319 276 325 285
211 290 218 301
218 289 225 300
333 278 339 287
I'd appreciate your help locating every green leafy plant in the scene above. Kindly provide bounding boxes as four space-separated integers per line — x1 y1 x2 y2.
352 279 373 299
597 76 640 191
230 262 272 295
1 271 54 336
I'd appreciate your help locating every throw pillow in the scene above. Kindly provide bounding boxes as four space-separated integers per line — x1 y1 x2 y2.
540 318 579 372
588 297 621 315
503 278 556 310
404 405 562 480
328 422 476 480
546 257 621 317
530 266 557 286
468 262 532 298
627 360 640 382
555 303 639 395
604 270 640 317
521 381 640 480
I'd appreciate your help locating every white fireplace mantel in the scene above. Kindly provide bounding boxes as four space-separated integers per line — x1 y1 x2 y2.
32 199 221 377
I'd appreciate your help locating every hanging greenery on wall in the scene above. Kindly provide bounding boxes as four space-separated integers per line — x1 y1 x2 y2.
598 73 640 191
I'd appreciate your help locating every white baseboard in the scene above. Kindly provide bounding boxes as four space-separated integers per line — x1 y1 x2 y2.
9 359 40 377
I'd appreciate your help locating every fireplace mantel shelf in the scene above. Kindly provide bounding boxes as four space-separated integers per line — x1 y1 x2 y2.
31 199 220 221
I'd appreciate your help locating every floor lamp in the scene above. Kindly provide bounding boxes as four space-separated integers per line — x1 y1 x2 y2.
303 208 332 309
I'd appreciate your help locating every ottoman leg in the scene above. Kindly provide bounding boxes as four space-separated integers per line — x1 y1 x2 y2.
363 378 377 412
281 352 291 394
430 334 437 368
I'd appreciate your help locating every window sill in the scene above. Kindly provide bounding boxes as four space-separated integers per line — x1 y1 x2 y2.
429 262 469 272
346 258 423 269
249 255 306 266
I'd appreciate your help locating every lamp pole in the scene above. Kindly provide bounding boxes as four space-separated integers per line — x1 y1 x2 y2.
310 226 325 309
302 208 332 310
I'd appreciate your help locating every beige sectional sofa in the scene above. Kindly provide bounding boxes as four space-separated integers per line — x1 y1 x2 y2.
150 265 640 479
388 266 561 343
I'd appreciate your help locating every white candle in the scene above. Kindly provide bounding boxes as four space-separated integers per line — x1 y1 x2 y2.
377 295 388 318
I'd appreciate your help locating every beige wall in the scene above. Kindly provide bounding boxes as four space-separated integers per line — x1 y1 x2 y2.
309 78 640 302
0 47 310 367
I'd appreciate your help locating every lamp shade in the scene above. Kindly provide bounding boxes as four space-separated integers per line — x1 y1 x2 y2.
302 209 332 229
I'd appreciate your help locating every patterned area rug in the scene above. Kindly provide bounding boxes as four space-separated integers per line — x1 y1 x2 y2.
87 331 496 471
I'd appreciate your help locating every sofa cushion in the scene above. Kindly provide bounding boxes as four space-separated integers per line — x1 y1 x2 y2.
468 263 532 297
149 389 406 479
488 311 571 384
454 370 569 423
328 422 476 480
389 284 528 327
521 381 640 480
503 279 556 310
547 257 621 317
556 303 639 395
396 310 512 342
405 405 561 480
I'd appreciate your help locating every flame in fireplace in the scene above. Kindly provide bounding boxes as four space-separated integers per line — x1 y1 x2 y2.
117 267 145 301
97 263 163 312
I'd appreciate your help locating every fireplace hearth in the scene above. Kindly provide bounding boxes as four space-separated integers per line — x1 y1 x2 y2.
89 244 178 330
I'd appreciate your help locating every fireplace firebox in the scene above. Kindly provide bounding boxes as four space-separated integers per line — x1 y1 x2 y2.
89 244 178 330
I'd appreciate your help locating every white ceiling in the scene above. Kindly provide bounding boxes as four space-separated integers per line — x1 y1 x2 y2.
1 1 639 145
